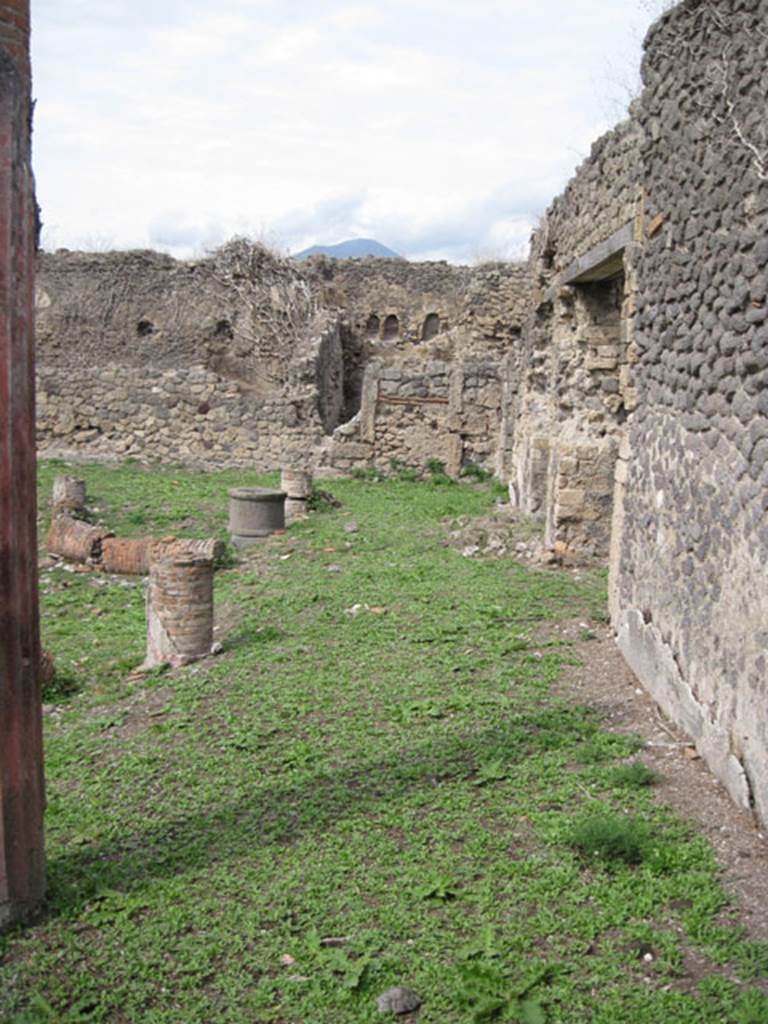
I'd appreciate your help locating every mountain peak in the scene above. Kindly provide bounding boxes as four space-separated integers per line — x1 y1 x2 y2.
293 238 402 261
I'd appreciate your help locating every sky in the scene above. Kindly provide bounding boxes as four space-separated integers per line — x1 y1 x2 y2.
31 0 664 264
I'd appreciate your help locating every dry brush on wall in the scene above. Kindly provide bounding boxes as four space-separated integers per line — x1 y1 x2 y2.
35 242 346 469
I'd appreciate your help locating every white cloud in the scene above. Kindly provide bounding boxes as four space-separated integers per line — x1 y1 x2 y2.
31 0 656 262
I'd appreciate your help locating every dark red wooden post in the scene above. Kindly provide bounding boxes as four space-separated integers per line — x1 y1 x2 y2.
0 0 45 930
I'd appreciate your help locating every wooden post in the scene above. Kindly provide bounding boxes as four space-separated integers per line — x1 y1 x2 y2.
0 0 45 930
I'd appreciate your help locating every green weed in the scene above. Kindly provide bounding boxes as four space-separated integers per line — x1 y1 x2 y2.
0 461 762 1024
569 810 651 867
426 457 455 485
610 762 661 788
460 462 493 483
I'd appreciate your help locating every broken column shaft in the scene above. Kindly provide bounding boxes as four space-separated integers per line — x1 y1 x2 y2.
145 556 214 668
51 475 86 516
280 467 313 520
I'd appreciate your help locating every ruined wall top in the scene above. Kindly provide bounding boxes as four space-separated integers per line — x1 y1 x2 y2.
530 118 642 287
36 240 330 394
37 245 532 378
306 255 531 353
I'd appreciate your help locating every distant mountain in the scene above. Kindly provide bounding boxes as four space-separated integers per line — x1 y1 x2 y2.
293 238 402 261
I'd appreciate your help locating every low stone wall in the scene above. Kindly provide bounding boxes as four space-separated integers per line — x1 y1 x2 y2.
37 356 333 470
36 311 346 471
329 352 504 476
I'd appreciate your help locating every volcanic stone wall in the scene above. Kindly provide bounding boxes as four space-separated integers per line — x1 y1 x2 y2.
511 0 768 824
613 0 768 823
530 120 641 282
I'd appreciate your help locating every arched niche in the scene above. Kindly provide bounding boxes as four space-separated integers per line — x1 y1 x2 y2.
421 313 440 341
365 314 380 338
383 314 400 340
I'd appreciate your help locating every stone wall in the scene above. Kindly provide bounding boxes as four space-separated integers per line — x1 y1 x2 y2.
613 0 768 824
506 0 768 825
36 249 531 475
313 258 530 476
329 351 504 476
36 243 349 469
36 242 322 392
37 324 343 470
505 118 641 557
530 119 641 283
307 256 530 351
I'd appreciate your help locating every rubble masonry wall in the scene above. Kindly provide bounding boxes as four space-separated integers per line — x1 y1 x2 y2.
614 0 768 823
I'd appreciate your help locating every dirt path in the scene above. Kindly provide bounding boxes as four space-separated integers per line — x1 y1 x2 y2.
550 619 768 944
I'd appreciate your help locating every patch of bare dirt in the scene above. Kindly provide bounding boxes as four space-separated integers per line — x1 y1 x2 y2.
550 619 768 943
444 506 545 562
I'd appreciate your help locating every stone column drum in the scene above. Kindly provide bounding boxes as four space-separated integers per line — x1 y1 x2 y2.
228 487 286 546
52 475 86 515
145 556 214 668
280 468 313 520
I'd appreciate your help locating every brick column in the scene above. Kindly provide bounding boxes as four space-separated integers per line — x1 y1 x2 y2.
0 0 45 930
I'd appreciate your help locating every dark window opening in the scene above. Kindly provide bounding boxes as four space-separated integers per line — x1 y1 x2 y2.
365 314 380 338
383 314 400 340
421 313 440 341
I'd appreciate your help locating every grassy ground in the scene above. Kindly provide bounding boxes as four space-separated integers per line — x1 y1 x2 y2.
1 460 766 1023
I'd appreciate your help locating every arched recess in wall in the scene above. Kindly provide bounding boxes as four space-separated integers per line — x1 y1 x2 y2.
421 313 440 341
383 314 400 340
365 314 380 338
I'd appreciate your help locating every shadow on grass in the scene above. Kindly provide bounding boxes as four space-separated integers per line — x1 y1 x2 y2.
42 668 84 703
46 706 593 917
